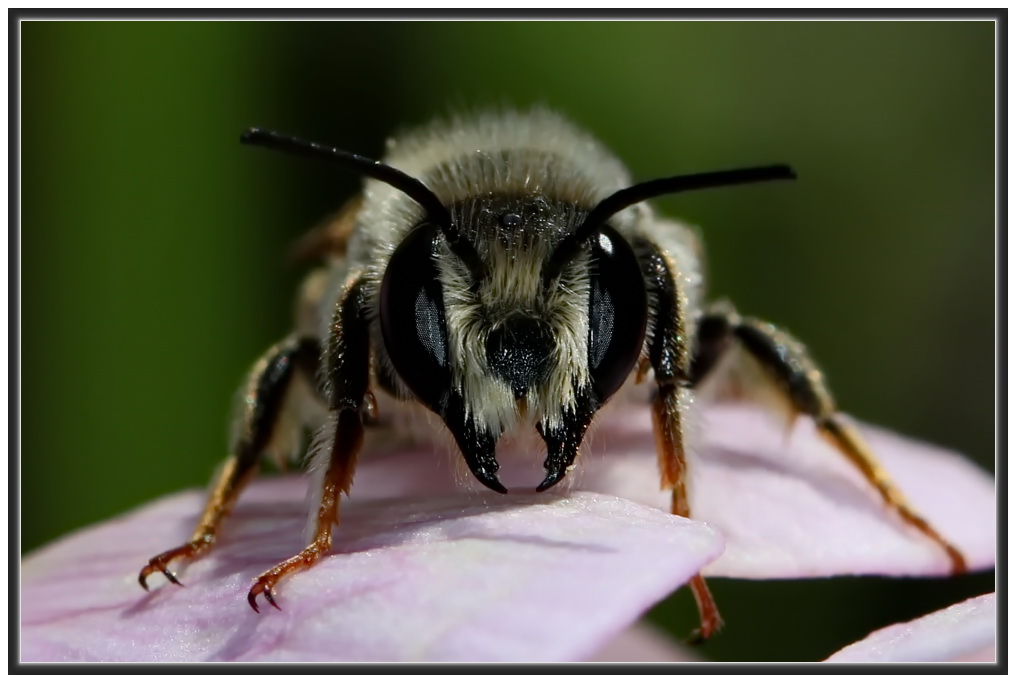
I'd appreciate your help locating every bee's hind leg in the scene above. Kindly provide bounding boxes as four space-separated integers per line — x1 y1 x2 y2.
138 335 321 590
690 304 967 574
246 274 371 612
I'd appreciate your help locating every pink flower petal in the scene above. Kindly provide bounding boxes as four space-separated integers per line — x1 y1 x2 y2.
586 403 995 578
19 401 993 662
588 621 700 663
21 481 722 663
826 593 996 662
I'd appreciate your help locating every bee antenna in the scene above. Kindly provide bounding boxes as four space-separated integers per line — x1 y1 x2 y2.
545 164 796 283
242 128 484 279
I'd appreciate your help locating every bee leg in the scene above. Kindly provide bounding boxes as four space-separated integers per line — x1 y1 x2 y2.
691 306 967 574
247 274 370 613
138 336 321 591
652 382 724 644
638 238 723 643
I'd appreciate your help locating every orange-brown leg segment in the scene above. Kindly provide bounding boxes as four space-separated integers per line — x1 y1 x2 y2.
139 336 321 590
246 273 371 612
693 310 967 575
247 409 363 611
638 236 723 642
138 455 259 590
653 383 724 643
818 417 967 573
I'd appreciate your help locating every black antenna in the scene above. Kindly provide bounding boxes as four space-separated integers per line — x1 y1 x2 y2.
545 164 797 283
242 128 484 279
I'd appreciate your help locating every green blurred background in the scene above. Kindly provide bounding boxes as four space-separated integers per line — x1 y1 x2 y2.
20 21 996 661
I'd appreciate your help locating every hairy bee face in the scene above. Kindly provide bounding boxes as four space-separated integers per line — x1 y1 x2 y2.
379 193 649 493
242 109 789 494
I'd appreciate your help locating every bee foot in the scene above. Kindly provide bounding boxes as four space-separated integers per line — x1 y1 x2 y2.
247 576 283 613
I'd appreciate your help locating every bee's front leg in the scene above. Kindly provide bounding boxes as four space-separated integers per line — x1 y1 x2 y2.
139 335 321 590
639 239 723 643
690 304 967 574
246 273 371 612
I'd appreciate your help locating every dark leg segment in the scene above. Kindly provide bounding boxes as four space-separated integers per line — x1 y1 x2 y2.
139 336 321 590
690 307 967 574
636 237 723 642
246 273 372 611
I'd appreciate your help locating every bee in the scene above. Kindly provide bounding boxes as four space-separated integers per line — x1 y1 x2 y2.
139 109 966 641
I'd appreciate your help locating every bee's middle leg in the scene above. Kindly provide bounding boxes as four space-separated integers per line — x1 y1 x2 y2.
139 335 321 590
690 303 966 574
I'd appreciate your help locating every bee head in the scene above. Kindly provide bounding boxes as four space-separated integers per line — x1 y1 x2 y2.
242 127 794 494
376 192 656 493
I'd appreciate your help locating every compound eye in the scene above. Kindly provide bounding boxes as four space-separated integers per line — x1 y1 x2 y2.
586 225 649 401
379 223 450 409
